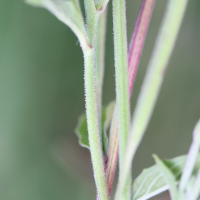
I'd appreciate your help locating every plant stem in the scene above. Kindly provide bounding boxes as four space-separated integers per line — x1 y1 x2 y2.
96 8 107 127
84 0 98 46
83 0 109 199
105 106 119 196
186 168 200 200
128 0 155 96
113 0 129 168
84 48 109 200
180 118 200 199
95 9 108 200
106 0 155 196
115 0 189 199
113 0 131 198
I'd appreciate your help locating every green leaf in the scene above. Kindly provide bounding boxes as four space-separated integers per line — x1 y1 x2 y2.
153 155 178 200
102 101 115 153
132 154 200 200
75 101 115 155
75 113 89 149
25 0 88 49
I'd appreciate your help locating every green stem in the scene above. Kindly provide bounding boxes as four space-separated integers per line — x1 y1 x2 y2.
186 168 200 200
95 9 108 200
96 9 107 127
84 0 98 46
84 49 108 200
180 118 200 199
115 0 189 199
113 0 131 199
105 106 118 196
105 0 155 196
83 0 109 199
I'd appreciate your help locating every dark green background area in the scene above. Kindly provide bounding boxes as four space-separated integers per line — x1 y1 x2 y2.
0 1 200 199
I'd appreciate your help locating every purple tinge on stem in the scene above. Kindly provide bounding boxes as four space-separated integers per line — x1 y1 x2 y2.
104 0 155 197
128 0 155 96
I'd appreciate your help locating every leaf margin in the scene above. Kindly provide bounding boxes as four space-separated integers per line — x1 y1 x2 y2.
132 154 200 200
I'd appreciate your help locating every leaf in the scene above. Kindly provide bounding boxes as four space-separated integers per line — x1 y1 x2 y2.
75 101 115 156
153 154 178 200
132 154 200 200
102 101 115 154
75 113 89 149
25 0 88 47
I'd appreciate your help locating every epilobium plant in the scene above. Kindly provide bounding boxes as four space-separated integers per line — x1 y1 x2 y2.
26 0 200 199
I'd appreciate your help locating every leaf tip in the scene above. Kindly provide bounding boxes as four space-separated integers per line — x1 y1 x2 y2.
25 0 43 7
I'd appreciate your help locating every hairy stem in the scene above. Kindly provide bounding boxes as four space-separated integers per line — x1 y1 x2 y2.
84 47 109 200
84 0 98 46
95 8 108 200
113 0 129 168
113 0 131 199
115 0 189 198
84 0 109 199
106 0 155 196
96 8 107 128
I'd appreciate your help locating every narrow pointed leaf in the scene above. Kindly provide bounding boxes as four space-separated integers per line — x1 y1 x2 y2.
153 155 178 200
132 154 200 200
179 118 200 193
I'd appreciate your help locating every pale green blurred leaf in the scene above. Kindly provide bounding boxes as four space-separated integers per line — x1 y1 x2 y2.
132 154 200 200
25 0 87 44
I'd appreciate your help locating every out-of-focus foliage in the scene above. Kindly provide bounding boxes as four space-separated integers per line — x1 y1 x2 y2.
133 154 200 200
0 1 200 199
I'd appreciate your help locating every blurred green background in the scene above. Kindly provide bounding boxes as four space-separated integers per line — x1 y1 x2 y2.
0 0 200 199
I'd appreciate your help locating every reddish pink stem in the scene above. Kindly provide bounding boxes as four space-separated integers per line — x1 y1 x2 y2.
104 0 155 197
128 0 155 96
